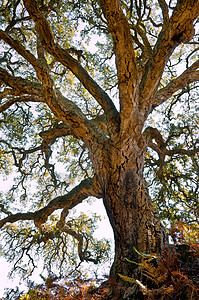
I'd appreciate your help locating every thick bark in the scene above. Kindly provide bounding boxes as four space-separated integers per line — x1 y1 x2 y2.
91 134 163 299
105 175 162 298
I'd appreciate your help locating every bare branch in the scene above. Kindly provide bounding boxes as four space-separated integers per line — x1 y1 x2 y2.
130 22 152 61
0 66 44 112
59 224 101 264
0 177 101 229
0 211 36 229
144 126 199 158
0 139 42 175
0 30 41 70
60 224 84 261
0 64 105 144
144 125 199 184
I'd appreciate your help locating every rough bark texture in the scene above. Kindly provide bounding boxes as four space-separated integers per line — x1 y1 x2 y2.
104 173 162 299
88 132 163 299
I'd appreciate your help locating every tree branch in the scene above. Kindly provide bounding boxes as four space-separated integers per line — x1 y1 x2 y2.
39 123 75 141
22 0 120 137
0 95 43 112
0 30 41 70
152 60 199 110
39 117 109 160
144 125 199 184
0 138 41 157
92 114 108 136
0 177 101 229
130 22 152 61
165 148 199 157
59 224 101 264
143 126 165 150
144 126 199 159
158 0 169 27
100 0 138 122
0 63 105 144
139 0 199 118
0 66 43 96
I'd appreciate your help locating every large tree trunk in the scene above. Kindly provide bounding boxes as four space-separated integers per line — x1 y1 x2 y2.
93 133 163 299
104 170 162 299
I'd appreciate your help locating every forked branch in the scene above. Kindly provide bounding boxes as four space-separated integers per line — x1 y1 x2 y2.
139 0 199 118
0 58 105 144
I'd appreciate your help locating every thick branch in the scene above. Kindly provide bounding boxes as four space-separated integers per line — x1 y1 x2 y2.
100 0 138 121
39 123 75 141
52 90 106 144
0 177 101 229
0 211 36 229
139 0 199 118
40 116 109 145
92 114 108 136
23 0 120 137
165 148 199 157
144 126 165 150
36 32 48 66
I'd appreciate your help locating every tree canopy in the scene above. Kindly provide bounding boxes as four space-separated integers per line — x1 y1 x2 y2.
0 0 199 298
